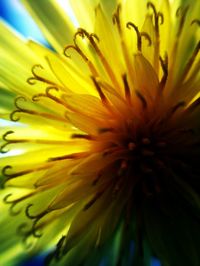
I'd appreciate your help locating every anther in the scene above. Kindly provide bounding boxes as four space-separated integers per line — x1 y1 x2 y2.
142 138 151 145
128 142 136 150
156 141 166 148
141 149 154 157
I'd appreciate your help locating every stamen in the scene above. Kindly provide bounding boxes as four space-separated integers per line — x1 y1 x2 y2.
27 64 58 87
172 6 189 63
32 86 70 110
141 149 154 157
142 138 151 145
3 192 35 216
159 53 168 90
171 101 186 114
127 22 142 51
182 41 200 80
64 31 99 77
122 74 131 104
135 90 147 109
48 152 88 162
176 6 189 36
147 2 164 31
1 131 14 153
161 101 185 123
64 30 89 61
91 76 109 105
1 164 52 187
98 127 114 134
191 19 200 26
127 22 152 51
186 97 200 113
157 12 164 25
112 4 122 33
140 32 152 46
10 96 67 122
147 2 164 72
118 160 128 176
92 172 102 186
25 204 47 238
83 190 104 211
76 28 121 89
71 133 94 140
16 223 35 250
45 236 66 264
128 142 136 151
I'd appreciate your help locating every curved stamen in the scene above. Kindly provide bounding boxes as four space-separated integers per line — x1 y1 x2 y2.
27 64 43 85
182 41 200 80
186 97 200 113
3 192 36 216
176 6 189 37
159 53 168 90
191 19 200 26
32 86 59 102
140 32 152 46
127 22 142 51
160 101 186 124
76 28 120 88
147 2 157 20
10 95 67 122
135 90 147 109
112 4 122 33
64 31 99 77
122 74 131 104
126 24 152 52
17 223 30 236
48 152 88 162
1 131 15 153
27 64 58 87
2 130 14 141
83 190 104 211
147 2 164 73
157 12 164 25
91 76 109 105
2 165 12 177
147 2 164 33
2 164 53 188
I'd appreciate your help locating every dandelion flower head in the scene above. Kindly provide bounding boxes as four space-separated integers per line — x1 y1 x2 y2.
0 0 200 265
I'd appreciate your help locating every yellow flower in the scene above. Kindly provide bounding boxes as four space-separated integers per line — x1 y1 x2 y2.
0 0 200 265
